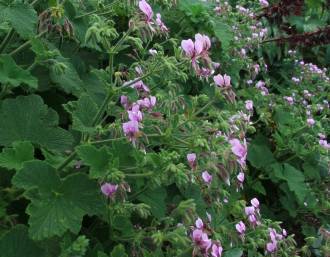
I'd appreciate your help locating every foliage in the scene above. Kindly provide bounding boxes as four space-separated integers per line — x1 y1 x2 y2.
0 0 329 257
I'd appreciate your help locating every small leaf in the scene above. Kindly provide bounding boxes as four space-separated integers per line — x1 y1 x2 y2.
0 141 34 170
111 244 128 257
76 144 112 179
224 248 243 257
0 55 37 89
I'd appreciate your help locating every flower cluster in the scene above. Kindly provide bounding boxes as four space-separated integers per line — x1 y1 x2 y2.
245 198 261 227
181 34 219 77
192 218 223 257
266 228 287 254
122 71 157 143
138 0 168 33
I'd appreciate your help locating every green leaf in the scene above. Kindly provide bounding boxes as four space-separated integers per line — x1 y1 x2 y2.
76 144 112 178
0 95 73 152
212 20 234 50
138 188 167 219
282 164 308 203
65 95 99 133
223 248 243 257
110 244 128 257
0 3 37 39
12 161 104 240
0 55 37 89
50 57 84 96
247 135 276 169
0 141 34 170
0 225 45 257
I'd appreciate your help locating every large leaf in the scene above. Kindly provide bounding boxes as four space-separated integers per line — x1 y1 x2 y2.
247 135 276 169
282 164 308 203
0 141 34 170
0 95 73 152
12 161 104 240
213 20 234 51
0 2 37 39
223 248 243 257
0 225 45 257
0 55 37 89
50 57 84 96
138 188 167 219
76 144 112 178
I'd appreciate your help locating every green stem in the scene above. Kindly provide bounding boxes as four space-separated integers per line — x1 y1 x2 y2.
74 0 120 19
194 99 215 116
125 172 153 178
9 30 47 56
91 137 127 145
0 29 15 53
56 152 77 171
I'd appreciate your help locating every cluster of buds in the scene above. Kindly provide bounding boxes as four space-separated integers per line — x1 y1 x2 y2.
255 80 269 95
181 34 219 78
229 138 248 169
318 134 330 150
214 1 230 15
191 218 223 257
245 198 261 228
266 228 287 254
122 69 157 143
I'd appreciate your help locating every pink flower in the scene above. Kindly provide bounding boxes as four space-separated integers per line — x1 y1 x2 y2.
181 39 195 58
139 0 153 23
284 96 294 105
120 95 129 110
128 104 143 122
156 13 168 32
245 100 253 111
211 242 223 257
202 171 213 184
122 120 139 142
101 183 118 198
235 221 246 235
251 198 260 209
307 118 315 127
259 0 269 7
149 49 158 55
131 80 150 93
230 139 247 166
245 206 255 216
137 96 156 110
195 218 204 229
213 74 231 88
266 241 277 253
192 229 212 251
195 33 211 56
282 229 287 237
248 214 257 226
187 153 197 169
237 172 245 183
